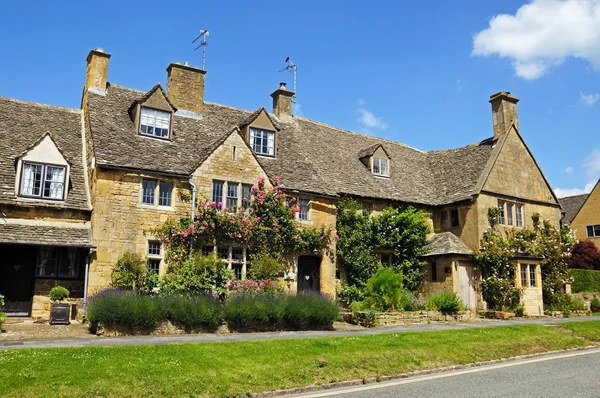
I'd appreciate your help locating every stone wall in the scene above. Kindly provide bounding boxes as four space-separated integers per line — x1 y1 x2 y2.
570 182 600 242
348 310 473 327
32 279 85 319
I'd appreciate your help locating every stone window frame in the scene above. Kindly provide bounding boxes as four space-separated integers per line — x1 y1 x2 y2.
140 178 174 210
586 225 600 238
204 245 247 280
147 240 162 274
212 180 253 211
139 106 172 140
497 200 524 228
19 161 67 201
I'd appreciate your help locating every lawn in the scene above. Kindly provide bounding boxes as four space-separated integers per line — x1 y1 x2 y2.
0 324 592 398
561 320 600 342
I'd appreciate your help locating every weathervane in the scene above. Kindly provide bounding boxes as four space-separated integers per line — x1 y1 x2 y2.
192 29 209 70
279 57 297 103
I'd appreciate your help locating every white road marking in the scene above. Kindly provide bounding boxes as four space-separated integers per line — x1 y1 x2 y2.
296 348 600 397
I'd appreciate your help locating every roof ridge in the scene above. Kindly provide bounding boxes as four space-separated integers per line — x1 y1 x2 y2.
0 95 81 114
559 192 590 200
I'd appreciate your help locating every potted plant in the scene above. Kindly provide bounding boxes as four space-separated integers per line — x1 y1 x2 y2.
49 286 71 325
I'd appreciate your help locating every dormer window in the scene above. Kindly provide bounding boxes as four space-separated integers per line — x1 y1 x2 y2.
140 107 171 138
372 157 389 177
20 162 66 200
249 128 275 156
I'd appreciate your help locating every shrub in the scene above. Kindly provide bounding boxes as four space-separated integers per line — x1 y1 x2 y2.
572 299 586 311
224 279 283 295
247 253 282 280
425 292 464 313
111 252 148 291
160 294 222 328
569 269 600 293
87 290 165 330
283 292 339 329
363 268 403 311
160 253 233 295
49 286 70 302
569 240 600 270
0 294 5 329
514 305 525 317
336 283 364 307
591 297 600 313
223 293 286 329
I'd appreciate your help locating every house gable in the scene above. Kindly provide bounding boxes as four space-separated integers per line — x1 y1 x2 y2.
570 180 600 241
129 84 176 139
480 126 558 205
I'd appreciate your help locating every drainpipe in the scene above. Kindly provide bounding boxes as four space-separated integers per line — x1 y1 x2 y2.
188 177 197 261
82 247 93 316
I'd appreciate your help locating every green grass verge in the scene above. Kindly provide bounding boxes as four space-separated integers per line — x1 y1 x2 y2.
561 320 600 341
0 325 591 398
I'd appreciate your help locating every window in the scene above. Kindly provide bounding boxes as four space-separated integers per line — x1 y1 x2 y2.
20 162 66 200
217 247 229 261
212 180 224 207
242 184 252 209
35 247 80 278
380 253 392 266
372 157 389 177
226 182 238 210
516 205 523 227
450 208 459 228
441 210 449 229
147 241 162 274
214 246 247 279
507 203 514 226
587 225 600 237
142 179 156 205
232 247 244 279
520 264 528 287
140 107 170 138
158 182 172 207
249 128 275 156
299 199 310 221
498 200 505 225
363 202 372 215
430 261 437 282
529 264 537 287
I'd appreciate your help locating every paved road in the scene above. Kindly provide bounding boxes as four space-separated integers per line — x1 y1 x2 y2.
292 348 600 398
1 315 599 350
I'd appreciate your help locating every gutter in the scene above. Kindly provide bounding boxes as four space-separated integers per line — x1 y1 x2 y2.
188 177 197 261
82 247 94 316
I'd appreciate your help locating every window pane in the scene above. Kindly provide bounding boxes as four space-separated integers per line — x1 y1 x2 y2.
372 158 380 174
430 261 437 282
147 259 160 274
58 247 79 278
36 246 57 277
529 265 536 287
498 201 505 224
159 181 172 207
441 211 448 228
507 203 514 226
212 180 224 207
42 165 66 199
140 108 171 138
226 182 238 210
521 264 528 287
595 225 600 237
250 128 275 155
299 199 309 221
142 179 156 204
217 247 229 261
21 163 43 196
241 184 253 209
380 158 389 176
232 263 243 280
148 241 161 256
450 209 459 227
516 205 523 227
232 247 243 262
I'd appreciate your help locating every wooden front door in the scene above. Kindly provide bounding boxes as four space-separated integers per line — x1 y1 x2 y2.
297 256 321 293
0 245 36 316
457 261 477 311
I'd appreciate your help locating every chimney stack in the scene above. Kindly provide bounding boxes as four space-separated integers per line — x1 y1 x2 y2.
489 92 519 137
271 82 294 119
166 63 206 115
85 48 111 92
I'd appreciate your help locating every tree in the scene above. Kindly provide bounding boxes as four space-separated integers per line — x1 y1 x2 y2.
569 240 600 270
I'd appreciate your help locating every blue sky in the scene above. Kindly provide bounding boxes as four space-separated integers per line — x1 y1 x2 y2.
1 0 599 197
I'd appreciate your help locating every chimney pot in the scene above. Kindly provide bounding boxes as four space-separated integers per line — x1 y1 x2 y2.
271 83 294 119
279 82 287 90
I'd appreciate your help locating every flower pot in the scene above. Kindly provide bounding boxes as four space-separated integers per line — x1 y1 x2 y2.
50 303 71 325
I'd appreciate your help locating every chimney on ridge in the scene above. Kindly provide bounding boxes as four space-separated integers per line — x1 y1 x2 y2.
489 91 519 137
85 48 111 92
166 62 206 114
271 82 294 119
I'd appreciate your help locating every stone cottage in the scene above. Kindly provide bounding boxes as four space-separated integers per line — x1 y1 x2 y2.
0 48 562 318
559 180 600 244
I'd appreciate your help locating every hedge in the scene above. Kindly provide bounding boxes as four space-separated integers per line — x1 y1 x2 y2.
569 269 600 293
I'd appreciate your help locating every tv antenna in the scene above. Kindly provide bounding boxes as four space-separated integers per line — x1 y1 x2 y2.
279 57 297 103
192 29 209 70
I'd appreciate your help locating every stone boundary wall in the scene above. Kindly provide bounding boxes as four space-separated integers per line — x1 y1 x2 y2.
342 310 473 327
572 293 600 310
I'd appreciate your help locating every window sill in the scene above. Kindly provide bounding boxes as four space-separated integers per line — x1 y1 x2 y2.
17 196 66 203
373 175 390 179
255 154 276 159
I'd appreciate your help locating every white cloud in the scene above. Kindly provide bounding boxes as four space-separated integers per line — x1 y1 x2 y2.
580 91 600 105
555 181 596 197
584 148 600 177
472 0 600 79
357 100 388 130
565 166 575 175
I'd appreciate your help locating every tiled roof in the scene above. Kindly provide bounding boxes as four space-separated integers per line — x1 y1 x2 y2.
559 193 589 224
0 97 90 210
422 232 473 257
0 222 92 246
87 84 499 205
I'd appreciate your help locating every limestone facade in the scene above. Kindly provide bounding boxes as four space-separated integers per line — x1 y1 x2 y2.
569 181 600 243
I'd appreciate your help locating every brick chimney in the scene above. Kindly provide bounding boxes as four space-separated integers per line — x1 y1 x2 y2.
271 82 294 119
85 48 111 92
166 62 206 114
489 92 519 137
